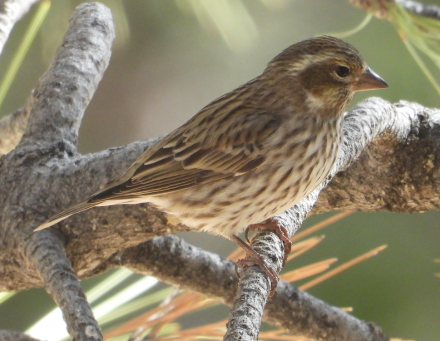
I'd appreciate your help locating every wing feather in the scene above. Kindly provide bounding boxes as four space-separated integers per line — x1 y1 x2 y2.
90 84 283 203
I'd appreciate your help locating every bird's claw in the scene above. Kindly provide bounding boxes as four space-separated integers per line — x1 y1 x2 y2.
245 219 292 266
232 234 282 297
235 257 279 297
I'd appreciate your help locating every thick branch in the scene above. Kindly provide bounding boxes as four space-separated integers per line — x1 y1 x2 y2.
0 3 115 341
315 100 435 212
19 0 114 151
24 3 114 340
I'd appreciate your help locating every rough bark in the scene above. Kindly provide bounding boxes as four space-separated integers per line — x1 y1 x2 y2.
0 2 115 340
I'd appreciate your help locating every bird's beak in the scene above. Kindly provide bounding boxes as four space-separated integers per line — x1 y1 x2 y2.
353 66 388 92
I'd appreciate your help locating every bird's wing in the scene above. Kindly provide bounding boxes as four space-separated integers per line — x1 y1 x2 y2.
90 104 282 202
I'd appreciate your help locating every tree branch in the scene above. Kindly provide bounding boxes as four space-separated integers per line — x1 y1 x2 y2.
0 3 114 340
316 100 437 213
19 1 114 151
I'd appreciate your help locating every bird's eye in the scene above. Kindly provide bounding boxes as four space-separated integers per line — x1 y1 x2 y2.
335 65 350 78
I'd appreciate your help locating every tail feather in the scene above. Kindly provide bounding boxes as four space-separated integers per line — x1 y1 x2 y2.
34 200 101 231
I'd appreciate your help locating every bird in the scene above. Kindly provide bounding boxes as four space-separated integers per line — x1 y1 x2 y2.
35 36 388 291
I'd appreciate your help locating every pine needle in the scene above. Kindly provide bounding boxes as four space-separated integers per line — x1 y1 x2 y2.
281 258 338 282
292 211 354 242
299 245 388 291
287 235 325 261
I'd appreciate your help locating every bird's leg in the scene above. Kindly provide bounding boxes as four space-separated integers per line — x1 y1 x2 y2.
245 218 291 266
232 235 279 296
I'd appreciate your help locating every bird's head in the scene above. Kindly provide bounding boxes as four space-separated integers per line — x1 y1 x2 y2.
264 36 388 117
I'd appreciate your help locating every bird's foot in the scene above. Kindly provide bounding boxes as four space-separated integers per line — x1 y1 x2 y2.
232 235 279 297
245 218 291 266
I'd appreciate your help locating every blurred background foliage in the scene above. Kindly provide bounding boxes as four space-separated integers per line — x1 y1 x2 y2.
0 0 440 340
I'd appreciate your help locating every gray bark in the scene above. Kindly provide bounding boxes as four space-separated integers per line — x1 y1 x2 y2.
0 2 115 340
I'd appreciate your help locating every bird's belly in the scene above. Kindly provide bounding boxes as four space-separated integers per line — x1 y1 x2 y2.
147 148 337 238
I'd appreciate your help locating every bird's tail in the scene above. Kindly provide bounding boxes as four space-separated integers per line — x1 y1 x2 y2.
34 200 101 231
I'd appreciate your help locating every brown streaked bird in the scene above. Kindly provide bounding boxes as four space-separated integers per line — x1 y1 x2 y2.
35 36 388 290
